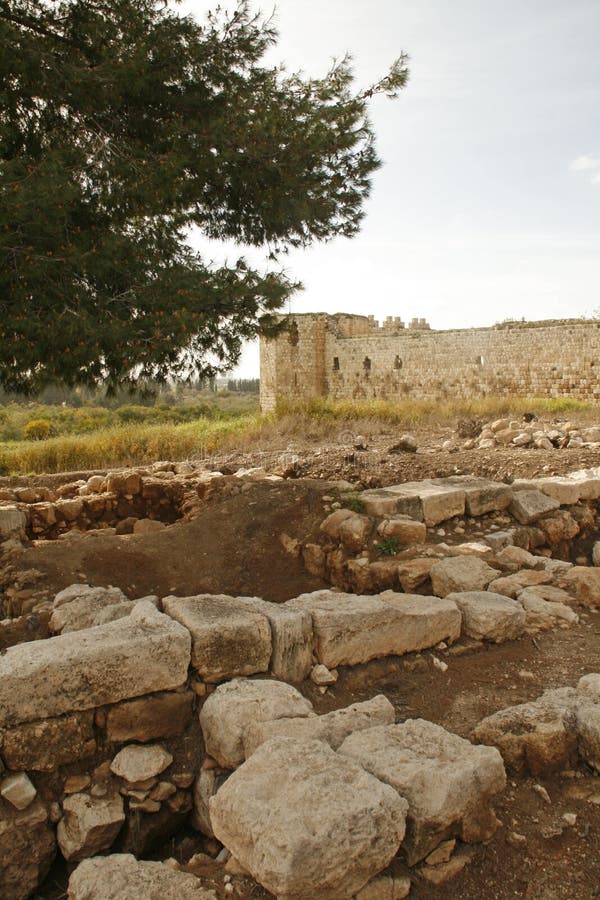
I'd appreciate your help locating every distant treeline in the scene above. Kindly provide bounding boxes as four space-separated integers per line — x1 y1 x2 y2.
0 377 260 408
227 378 260 393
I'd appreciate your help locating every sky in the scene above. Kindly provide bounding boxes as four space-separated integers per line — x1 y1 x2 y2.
179 0 600 376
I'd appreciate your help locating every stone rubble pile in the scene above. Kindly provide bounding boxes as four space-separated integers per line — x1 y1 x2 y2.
461 417 600 451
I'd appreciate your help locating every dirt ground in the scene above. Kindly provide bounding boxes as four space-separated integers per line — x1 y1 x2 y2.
7 418 600 900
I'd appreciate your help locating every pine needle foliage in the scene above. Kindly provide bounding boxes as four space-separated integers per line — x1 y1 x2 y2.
0 0 408 392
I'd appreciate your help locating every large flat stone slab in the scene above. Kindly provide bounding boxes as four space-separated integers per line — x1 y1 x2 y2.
433 477 512 516
509 490 560 525
429 556 499 597
511 477 581 506
446 591 526 643
199 678 314 768
339 719 506 864
0 602 191 728
361 480 466 525
162 595 271 683
68 853 217 899
287 591 461 668
210 737 408 900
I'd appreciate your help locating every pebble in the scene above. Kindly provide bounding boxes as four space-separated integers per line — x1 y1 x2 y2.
532 783 552 804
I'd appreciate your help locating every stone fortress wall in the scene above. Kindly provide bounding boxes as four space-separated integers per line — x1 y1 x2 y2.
259 313 600 411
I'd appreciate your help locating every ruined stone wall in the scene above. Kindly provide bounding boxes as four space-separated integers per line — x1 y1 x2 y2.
259 314 600 410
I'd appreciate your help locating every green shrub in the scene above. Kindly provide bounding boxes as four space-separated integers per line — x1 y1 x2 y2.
343 495 365 514
377 536 401 556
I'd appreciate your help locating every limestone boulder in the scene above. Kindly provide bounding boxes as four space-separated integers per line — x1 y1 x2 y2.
562 567 600 609
429 557 499 597
243 695 395 757
110 744 173 783
0 801 56 900
162 594 271 682
287 590 461 668
210 737 408 900
0 602 191 728
68 854 217 899
509 490 559 525
576 705 600 773
519 589 579 632
338 513 373 552
232 596 313 682
199 678 314 769
377 516 427 545
487 569 553 599
432 476 512 516
472 687 579 773
339 719 506 865
50 585 131 633
1 710 96 772
57 793 125 861
446 591 525 643
0 506 27 538
397 558 435 592
320 508 356 539
512 477 581 505
493 545 541 572
104 691 194 744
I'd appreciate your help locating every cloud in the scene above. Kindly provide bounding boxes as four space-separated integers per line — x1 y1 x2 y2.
570 154 600 184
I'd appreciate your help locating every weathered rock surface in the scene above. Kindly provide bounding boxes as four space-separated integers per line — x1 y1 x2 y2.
0 771 37 809
162 594 271 682
199 678 314 768
509 490 559 525
377 516 427 545
192 768 229 837
0 601 191 727
1 710 96 772
472 685 584 774
287 590 461 668
104 691 194 744
519 589 579 632
57 793 125 861
437 477 512 517
210 737 408 900
339 719 506 864
49 585 131 633
243 695 395 757
0 801 55 900
68 853 217 899
0 506 26 538
110 744 173 783
446 591 526 643
512 477 581 505
232 596 313 682
488 569 553 598
429 557 499 597
562 567 600 609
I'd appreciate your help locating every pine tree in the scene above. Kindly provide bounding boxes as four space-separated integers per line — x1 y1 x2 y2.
0 0 408 392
